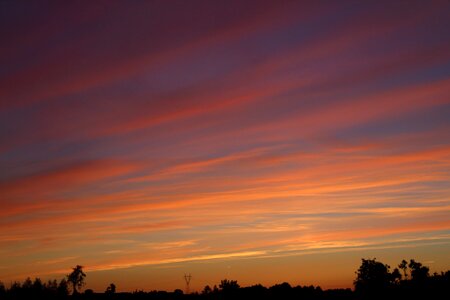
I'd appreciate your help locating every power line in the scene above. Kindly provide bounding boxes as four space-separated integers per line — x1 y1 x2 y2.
184 273 192 294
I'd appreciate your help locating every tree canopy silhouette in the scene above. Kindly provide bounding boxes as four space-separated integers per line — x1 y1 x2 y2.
398 259 408 279
354 258 393 297
67 265 86 295
0 258 448 299
408 259 429 281
219 279 240 291
106 283 116 295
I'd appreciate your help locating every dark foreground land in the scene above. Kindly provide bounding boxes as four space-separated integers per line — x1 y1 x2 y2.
1 258 449 300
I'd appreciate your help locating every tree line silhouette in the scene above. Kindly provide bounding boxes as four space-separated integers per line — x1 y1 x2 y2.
0 259 448 299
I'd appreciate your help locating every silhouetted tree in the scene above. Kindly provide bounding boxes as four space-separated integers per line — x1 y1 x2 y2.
243 284 267 298
391 268 402 284
57 278 70 297
269 282 292 298
22 277 33 289
18 277 33 298
354 258 392 297
219 279 240 291
9 281 21 292
67 265 86 295
399 259 408 280
219 279 240 297
106 283 116 294
2 259 448 300
202 285 212 295
408 259 429 281
33 277 43 293
46 279 58 293
0 281 5 296
84 288 95 299
7 281 21 299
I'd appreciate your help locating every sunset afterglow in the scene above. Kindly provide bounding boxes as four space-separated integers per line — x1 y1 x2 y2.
0 0 449 293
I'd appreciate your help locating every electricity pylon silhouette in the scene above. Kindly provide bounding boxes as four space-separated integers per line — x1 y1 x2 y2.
184 273 192 294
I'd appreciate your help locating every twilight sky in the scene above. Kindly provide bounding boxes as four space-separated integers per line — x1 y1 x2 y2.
1 0 450 292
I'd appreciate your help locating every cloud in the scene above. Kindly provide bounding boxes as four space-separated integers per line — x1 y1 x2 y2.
0 159 138 203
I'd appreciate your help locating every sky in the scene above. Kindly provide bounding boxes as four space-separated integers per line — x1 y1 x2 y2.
1 0 450 293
